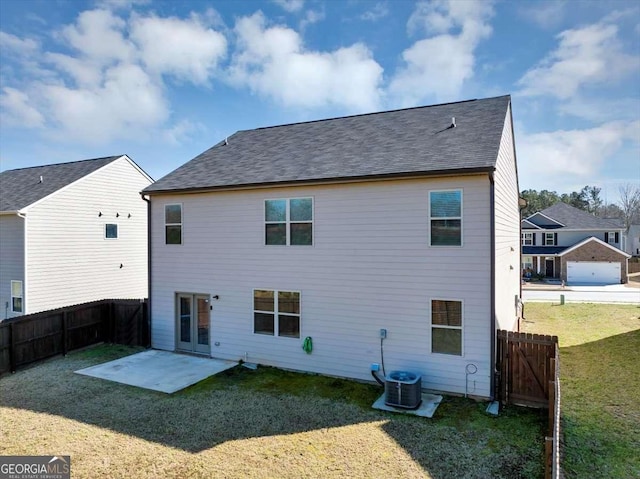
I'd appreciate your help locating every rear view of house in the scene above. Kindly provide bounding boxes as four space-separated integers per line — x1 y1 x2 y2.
0 155 152 319
143 95 521 399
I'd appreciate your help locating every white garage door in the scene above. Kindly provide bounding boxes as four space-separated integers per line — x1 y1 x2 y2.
567 261 621 284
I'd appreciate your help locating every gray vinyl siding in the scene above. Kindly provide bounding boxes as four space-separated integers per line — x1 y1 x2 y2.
0 215 25 319
25 157 150 313
492 104 521 331
556 230 622 249
150 175 494 397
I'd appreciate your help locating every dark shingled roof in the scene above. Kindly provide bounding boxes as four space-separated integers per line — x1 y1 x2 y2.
538 203 623 229
0 156 121 212
144 95 511 194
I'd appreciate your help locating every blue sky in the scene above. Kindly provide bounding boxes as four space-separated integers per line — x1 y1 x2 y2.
1 0 638 202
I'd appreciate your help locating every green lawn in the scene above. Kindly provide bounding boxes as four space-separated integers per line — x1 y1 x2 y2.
1 344 545 479
522 303 640 479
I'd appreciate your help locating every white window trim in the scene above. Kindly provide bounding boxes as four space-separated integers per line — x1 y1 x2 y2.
253 288 301 338
104 223 118 240
544 232 555 246
607 231 617 244
521 232 533 246
165 203 183 245
11 280 23 313
264 198 314 246
430 298 464 357
429 189 463 247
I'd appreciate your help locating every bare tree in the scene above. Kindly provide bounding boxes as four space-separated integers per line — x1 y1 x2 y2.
618 184 640 231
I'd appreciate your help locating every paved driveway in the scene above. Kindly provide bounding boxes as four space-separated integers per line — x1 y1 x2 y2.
522 283 640 304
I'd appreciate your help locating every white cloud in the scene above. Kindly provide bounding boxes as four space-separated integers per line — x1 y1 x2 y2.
0 87 45 127
228 12 383 111
163 119 205 145
0 7 228 145
390 0 494 106
300 9 325 31
0 31 39 55
517 121 640 184
59 9 135 64
518 22 639 99
272 0 304 13
361 2 389 22
42 63 169 144
130 13 227 84
519 1 567 29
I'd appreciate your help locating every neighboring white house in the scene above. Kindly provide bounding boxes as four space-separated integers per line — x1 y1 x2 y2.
0 155 152 319
626 224 640 257
142 95 522 400
521 202 630 284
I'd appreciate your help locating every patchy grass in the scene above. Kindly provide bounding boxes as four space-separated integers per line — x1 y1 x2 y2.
522 303 640 479
0 345 545 479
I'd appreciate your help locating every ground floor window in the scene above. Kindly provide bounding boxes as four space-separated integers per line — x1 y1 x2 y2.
254 289 300 338
431 299 462 355
11 280 23 313
522 256 533 276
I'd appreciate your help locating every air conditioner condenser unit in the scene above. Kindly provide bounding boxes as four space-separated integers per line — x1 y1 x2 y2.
385 371 422 409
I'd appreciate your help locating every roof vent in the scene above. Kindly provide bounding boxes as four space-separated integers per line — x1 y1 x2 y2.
39 175 43 183
451 117 456 128
224 137 228 146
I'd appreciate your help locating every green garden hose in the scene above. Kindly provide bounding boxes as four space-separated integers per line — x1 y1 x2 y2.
302 336 313 354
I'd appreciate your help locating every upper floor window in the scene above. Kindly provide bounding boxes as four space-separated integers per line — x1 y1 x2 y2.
521 232 533 246
253 289 300 338
265 198 313 245
605 231 618 244
11 280 23 313
431 299 462 356
165 204 182 245
544 232 556 246
430 190 462 246
105 223 118 239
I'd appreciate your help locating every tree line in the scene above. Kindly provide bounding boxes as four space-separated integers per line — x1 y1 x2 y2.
521 184 640 230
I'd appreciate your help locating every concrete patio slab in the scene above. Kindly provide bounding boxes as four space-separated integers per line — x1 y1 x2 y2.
372 393 443 418
75 350 238 393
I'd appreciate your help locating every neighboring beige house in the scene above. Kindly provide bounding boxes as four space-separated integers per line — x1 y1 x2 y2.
0 155 152 319
142 95 521 400
521 202 630 284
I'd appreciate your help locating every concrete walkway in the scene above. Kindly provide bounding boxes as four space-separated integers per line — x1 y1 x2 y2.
75 350 238 393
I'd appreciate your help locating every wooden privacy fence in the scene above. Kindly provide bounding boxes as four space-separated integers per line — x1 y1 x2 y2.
497 330 558 408
0 299 148 375
497 330 561 479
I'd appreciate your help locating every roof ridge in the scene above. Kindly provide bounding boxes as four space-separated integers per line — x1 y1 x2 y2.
0 155 122 174
248 95 510 132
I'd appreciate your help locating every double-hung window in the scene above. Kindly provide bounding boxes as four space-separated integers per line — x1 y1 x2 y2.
165 204 182 245
606 231 617 244
521 232 533 246
11 280 23 313
253 289 300 338
544 232 555 246
265 198 313 245
430 190 462 246
431 299 462 355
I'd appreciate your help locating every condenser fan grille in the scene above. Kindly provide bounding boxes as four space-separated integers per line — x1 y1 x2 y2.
384 371 422 409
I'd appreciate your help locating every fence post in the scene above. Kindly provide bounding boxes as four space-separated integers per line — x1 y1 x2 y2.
62 311 68 356
548 357 556 434
545 436 552 479
9 322 16 373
